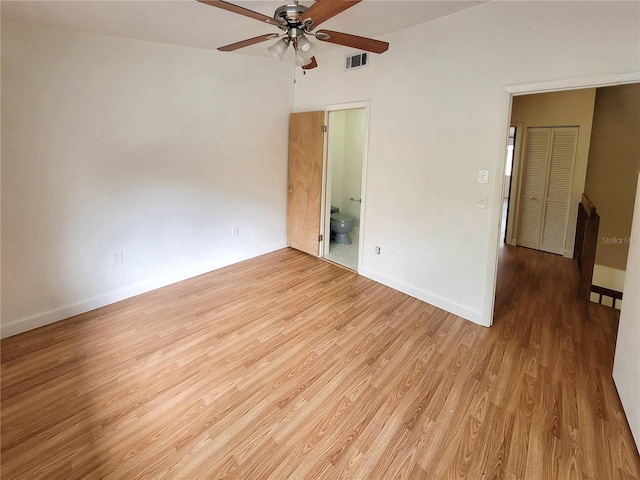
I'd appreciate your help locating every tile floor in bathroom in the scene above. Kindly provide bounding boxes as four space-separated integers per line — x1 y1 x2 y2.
325 229 359 271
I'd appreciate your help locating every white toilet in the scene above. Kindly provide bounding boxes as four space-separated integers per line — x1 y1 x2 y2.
330 211 355 245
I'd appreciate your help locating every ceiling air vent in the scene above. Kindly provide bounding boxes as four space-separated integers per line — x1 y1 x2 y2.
345 52 368 71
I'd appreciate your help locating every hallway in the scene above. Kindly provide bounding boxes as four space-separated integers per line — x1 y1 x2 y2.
494 244 618 373
491 243 638 478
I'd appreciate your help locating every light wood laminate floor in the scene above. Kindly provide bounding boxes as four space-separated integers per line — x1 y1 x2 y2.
2 246 639 479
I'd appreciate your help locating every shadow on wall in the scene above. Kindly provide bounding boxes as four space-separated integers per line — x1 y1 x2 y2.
3 135 285 333
585 83 640 288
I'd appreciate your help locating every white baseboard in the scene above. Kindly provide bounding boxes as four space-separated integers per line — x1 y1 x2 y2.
359 267 488 327
1 242 287 339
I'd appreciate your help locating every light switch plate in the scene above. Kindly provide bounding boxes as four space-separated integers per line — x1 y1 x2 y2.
478 169 490 184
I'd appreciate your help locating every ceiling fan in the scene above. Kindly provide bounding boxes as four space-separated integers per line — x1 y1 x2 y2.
197 0 389 70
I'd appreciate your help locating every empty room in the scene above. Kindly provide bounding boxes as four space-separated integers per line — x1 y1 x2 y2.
2 1 640 478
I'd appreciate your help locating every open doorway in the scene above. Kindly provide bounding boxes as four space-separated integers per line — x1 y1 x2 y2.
492 80 640 455
494 82 639 315
322 102 369 272
505 88 597 259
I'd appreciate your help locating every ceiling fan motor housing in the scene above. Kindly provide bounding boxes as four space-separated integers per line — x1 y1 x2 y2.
274 4 308 25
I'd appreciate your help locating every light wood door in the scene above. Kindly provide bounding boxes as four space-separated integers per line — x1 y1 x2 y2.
287 111 324 256
517 126 579 255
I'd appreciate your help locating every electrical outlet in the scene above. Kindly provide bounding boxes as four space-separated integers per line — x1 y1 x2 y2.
112 250 123 264
476 195 488 209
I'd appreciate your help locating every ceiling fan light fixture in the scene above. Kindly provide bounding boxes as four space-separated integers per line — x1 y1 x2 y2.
296 35 312 52
295 51 312 67
268 37 289 61
296 36 317 60
202 0 390 71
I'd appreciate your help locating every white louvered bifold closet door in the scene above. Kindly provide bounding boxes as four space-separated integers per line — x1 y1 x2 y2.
540 128 579 254
517 129 552 250
516 126 579 255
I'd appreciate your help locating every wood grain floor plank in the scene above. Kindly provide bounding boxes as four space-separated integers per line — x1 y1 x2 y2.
2 246 639 479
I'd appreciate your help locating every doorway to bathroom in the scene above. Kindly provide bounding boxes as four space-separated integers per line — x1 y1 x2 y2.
323 102 369 272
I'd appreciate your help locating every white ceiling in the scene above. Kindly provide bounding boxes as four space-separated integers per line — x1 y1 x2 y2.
1 1 486 59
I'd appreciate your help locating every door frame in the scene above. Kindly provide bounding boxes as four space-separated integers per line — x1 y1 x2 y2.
505 122 523 246
487 72 640 325
321 101 371 272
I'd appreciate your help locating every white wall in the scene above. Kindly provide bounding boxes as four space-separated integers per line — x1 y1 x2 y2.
294 1 640 326
1 19 292 337
613 175 640 451
329 109 365 227
342 109 365 227
329 111 346 212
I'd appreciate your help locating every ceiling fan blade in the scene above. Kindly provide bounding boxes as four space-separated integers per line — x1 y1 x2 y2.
197 0 282 27
218 33 279 52
300 1 361 29
315 30 389 54
302 57 318 70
